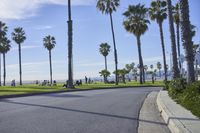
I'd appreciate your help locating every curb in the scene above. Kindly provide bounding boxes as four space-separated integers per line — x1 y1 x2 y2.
157 91 200 133
138 91 170 133
0 86 163 99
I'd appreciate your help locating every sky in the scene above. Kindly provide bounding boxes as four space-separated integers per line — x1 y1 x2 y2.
0 0 200 82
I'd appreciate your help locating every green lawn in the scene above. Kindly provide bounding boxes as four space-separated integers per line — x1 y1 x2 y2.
0 81 164 97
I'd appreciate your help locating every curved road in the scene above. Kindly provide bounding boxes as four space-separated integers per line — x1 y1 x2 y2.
0 87 161 133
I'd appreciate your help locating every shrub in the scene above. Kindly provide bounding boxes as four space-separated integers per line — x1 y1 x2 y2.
181 82 200 118
168 80 200 118
163 80 170 90
168 78 187 99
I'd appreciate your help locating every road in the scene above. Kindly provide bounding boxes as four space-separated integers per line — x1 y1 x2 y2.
0 87 161 133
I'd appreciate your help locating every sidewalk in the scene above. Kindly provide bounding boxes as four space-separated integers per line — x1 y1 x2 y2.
138 92 170 133
157 91 200 133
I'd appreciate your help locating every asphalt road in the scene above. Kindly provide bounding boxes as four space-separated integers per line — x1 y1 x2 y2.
0 87 161 133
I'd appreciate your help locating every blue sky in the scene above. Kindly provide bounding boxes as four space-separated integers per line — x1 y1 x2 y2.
0 0 199 81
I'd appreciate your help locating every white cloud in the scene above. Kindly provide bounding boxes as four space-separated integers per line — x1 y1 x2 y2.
11 45 42 51
34 25 53 30
0 0 95 20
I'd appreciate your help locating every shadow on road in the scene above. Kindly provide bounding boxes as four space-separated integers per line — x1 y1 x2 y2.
1 100 168 126
43 94 86 98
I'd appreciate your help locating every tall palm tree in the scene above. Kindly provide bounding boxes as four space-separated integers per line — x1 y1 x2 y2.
1 36 11 86
0 21 8 86
123 4 150 84
179 0 195 83
97 0 119 85
67 0 74 88
149 0 168 81
43 35 56 85
12 27 26 85
166 0 180 78
157 61 162 77
173 3 181 70
99 43 111 71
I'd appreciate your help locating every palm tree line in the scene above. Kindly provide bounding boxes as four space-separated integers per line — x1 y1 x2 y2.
0 22 57 86
97 0 120 85
0 0 197 86
97 0 197 84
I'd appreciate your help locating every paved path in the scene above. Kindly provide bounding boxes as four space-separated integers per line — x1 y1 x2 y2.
0 87 160 133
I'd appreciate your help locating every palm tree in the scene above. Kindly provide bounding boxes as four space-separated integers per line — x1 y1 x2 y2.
123 4 150 84
113 69 128 83
150 64 154 70
67 0 74 88
157 62 162 77
166 0 180 78
179 0 195 83
1 36 11 86
144 65 148 79
173 3 181 70
125 63 134 81
12 27 26 85
43 35 56 85
99 43 111 71
99 69 111 83
0 21 8 86
97 0 119 85
149 0 168 81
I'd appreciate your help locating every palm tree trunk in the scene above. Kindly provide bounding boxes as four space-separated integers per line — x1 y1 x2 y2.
0 22 2 86
179 0 195 83
49 50 53 85
67 0 74 88
141 58 145 83
158 22 168 81
104 56 108 83
104 56 107 71
167 0 180 79
0 54 1 86
3 53 6 86
109 12 118 85
18 44 22 85
176 23 181 71
0 24 1 86
136 36 144 84
159 69 161 77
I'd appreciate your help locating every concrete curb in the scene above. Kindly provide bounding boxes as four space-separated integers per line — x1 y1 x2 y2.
157 91 200 133
138 92 170 133
0 86 162 99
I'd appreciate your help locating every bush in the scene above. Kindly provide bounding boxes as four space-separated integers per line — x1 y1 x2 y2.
168 79 200 118
163 80 170 90
181 82 200 118
168 78 187 99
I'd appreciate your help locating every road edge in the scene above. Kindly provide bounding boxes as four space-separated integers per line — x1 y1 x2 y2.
157 91 200 133
0 86 162 99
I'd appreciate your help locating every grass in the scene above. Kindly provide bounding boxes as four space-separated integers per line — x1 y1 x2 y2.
0 84 65 96
78 81 164 89
0 81 164 97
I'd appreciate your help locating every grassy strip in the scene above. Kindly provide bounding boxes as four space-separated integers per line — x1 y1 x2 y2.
167 79 200 118
77 81 163 89
0 81 164 97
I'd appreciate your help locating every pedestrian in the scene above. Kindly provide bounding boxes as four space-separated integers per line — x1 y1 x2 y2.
85 76 88 84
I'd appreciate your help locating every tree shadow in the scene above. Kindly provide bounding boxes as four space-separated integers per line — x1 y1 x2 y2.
167 116 200 124
43 93 86 98
1 100 168 126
